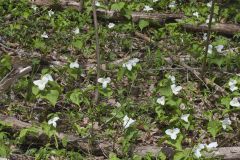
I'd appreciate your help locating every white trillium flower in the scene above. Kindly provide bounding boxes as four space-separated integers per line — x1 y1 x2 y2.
48 10 54 17
33 74 53 90
41 32 48 38
203 33 207 41
193 12 199 18
70 60 80 69
206 142 218 151
207 1 213 7
171 84 182 95
95 1 100 6
48 116 59 127
123 115 135 129
122 58 139 71
230 97 240 108
215 45 224 53
194 143 205 158
98 77 111 89
73 27 80 34
165 128 180 140
221 117 231 130
207 44 213 54
168 75 176 84
108 23 115 29
228 79 238 92
157 96 165 105
31 5 37 11
153 0 159 2
181 114 190 123
169 1 176 8
143 5 153 12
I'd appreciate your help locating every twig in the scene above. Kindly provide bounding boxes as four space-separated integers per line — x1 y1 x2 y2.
92 0 101 103
201 0 215 77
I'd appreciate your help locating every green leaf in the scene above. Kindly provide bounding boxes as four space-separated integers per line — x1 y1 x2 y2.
33 39 46 50
158 86 173 97
139 20 149 31
207 120 221 138
109 152 120 160
72 40 83 50
173 149 191 160
111 2 125 11
41 90 59 106
221 97 231 109
158 152 167 160
69 89 82 106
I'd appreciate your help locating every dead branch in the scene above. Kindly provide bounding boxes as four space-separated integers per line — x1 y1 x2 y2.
29 0 240 35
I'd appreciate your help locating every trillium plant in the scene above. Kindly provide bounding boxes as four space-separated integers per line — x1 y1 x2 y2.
228 79 238 92
33 74 54 90
230 97 240 108
98 77 111 89
48 116 60 128
123 115 135 129
70 60 80 69
157 96 165 105
165 128 180 140
122 58 139 71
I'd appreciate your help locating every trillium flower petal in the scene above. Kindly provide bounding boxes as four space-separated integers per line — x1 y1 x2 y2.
123 115 135 128
193 12 199 18
171 84 182 95
181 114 190 123
206 142 218 150
43 74 53 82
41 32 48 38
165 128 180 140
108 23 115 29
73 27 80 34
168 75 176 83
230 97 240 108
169 1 176 8
98 77 111 89
157 96 165 105
143 5 153 12
215 45 224 53
221 117 231 130
48 116 59 127
70 60 80 69
33 79 47 90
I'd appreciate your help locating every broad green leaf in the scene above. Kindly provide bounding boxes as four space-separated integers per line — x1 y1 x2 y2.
158 86 173 97
69 89 82 106
111 2 125 11
72 40 83 49
139 20 149 31
207 120 221 138
173 149 191 160
42 90 59 106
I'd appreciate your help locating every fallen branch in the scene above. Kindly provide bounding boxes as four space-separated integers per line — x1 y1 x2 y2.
29 0 240 35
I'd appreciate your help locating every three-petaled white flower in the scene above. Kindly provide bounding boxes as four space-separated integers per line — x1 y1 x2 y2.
48 116 59 127
206 142 218 151
165 128 180 140
171 84 182 95
221 117 231 130
73 27 80 35
228 79 238 92
33 74 53 90
123 115 135 129
207 1 213 7
122 58 139 71
181 114 190 123
143 5 153 12
230 97 240 108
153 0 159 2
193 12 199 18
157 96 165 105
48 10 54 17
98 77 111 89
215 45 224 53
203 33 207 41
31 5 37 11
169 1 176 8
194 143 205 158
207 44 213 54
70 60 80 69
41 32 48 38
95 1 100 6
108 23 115 29
168 75 176 84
